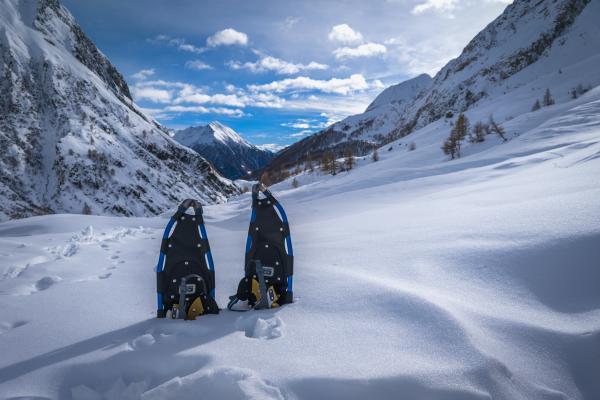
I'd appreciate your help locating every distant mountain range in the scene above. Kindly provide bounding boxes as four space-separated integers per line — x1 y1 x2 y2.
0 0 238 220
174 121 274 180
264 0 599 174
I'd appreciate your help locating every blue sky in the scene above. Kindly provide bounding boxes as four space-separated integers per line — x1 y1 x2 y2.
62 0 511 151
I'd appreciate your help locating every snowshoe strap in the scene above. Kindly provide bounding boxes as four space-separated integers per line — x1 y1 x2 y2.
253 260 269 309
171 274 217 319
173 199 203 220
227 260 278 311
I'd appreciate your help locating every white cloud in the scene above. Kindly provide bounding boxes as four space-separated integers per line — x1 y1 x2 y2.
174 85 245 107
328 24 363 44
228 55 328 75
281 16 301 30
384 35 458 75
372 79 385 89
257 143 287 152
249 92 287 108
333 42 387 59
207 28 248 47
281 118 331 131
172 84 284 108
320 112 344 126
148 35 205 54
286 122 311 129
139 107 173 120
136 79 189 89
185 60 212 70
165 105 247 117
131 86 172 103
411 0 459 15
283 94 372 116
135 80 286 111
289 131 311 138
248 74 376 95
131 69 155 80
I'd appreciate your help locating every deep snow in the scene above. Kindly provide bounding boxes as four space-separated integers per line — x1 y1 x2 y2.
1 89 600 399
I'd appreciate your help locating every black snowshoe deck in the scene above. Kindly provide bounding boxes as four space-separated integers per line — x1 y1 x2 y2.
228 184 294 310
156 199 219 319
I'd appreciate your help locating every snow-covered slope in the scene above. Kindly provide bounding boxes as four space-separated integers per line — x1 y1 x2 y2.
0 84 599 400
0 0 238 220
365 73 432 113
266 0 600 173
174 121 274 180
267 74 431 172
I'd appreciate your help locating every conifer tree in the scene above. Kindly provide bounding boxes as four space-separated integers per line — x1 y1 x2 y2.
304 154 314 172
321 153 331 173
454 113 469 157
488 115 507 142
82 203 92 215
469 121 486 143
372 149 379 162
543 88 555 106
442 113 469 159
344 149 355 170
330 154 338 175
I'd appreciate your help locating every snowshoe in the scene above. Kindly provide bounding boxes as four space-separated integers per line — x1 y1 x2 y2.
156 199 219 319
228 184 293 311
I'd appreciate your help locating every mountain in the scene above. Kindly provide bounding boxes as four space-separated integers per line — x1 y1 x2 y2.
264 0 600 174
0 0 238 220
264 74 432 173
365 73 432 113
174 121 274 180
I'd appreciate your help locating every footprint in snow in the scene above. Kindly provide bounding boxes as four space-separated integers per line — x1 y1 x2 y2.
110 255 119 260
141 366 283 400
0 320 28 335
35 276 62 291
236 315 285 340
98 272 112 280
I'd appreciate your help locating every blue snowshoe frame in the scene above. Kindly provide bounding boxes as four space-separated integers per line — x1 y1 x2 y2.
228 184 294 310
156 199 218 318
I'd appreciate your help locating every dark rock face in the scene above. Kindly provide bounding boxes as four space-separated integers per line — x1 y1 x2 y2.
34 0 131 100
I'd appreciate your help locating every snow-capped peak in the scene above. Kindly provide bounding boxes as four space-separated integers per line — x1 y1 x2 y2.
365 73 432 112
208 121 253 146
174 122 274 180
176 122 253 148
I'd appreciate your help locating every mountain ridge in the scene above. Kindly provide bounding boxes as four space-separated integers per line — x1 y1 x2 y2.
262 0 599 176
0 0 238 220
174 121 274 180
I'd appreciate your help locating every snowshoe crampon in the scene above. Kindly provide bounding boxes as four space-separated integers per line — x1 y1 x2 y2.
228 184 293 311
156 199 219 319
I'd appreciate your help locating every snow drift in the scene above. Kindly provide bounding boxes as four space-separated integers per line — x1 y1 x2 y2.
0 84 599 399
